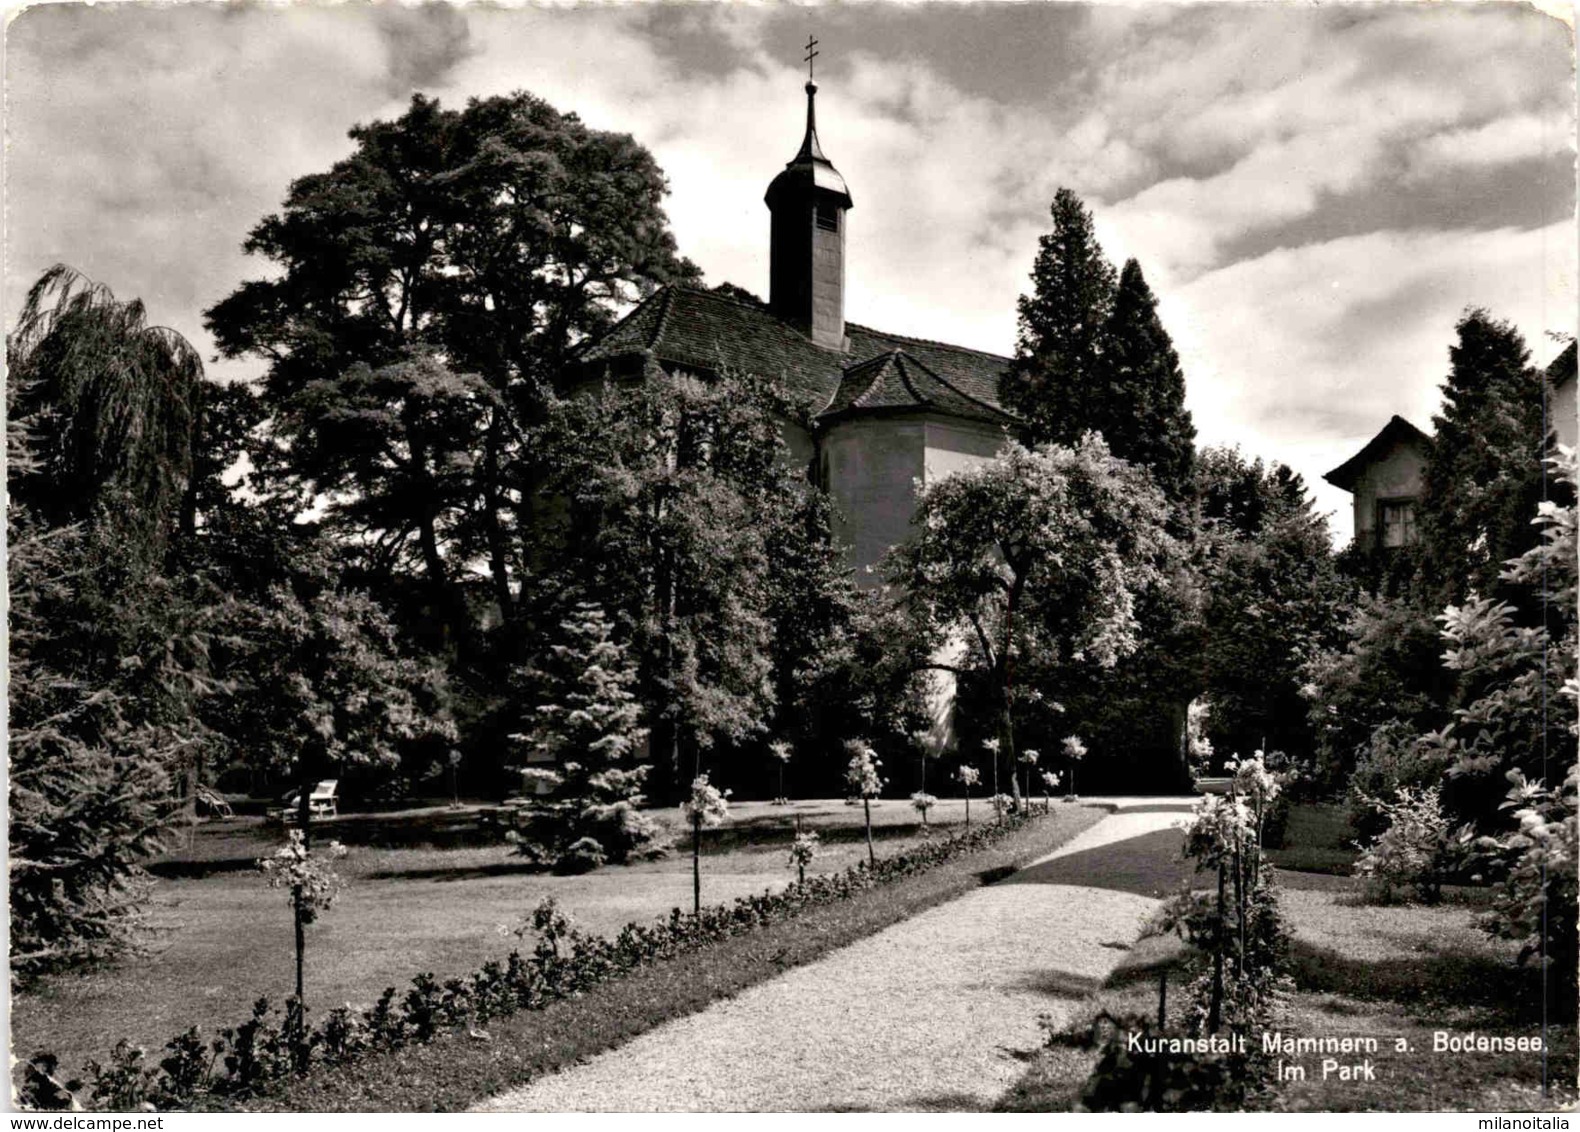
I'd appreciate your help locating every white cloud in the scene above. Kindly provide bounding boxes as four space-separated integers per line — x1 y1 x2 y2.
1405 111 1575 181
5 1 1572 553
1170 221 1576 542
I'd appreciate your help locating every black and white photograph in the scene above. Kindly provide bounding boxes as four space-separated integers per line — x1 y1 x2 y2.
5 0 1577 1116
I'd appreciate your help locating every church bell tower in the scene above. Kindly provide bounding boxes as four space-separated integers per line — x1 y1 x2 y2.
765 51 853 351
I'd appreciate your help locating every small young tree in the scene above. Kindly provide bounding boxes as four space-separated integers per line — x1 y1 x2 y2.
788 827 821 884
983 738 1002 806
1041 769 1062 809
259 830 347 1066
845 741 885 867
956 765 981 828
1063 735 1088 798
1018 749 1041 805
681 775 730 915
910 791 938 827
768 740 793 806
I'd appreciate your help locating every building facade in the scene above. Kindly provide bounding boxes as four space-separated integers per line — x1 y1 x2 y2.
579 77 1014 584
1323 415 1432 551
1324 343 1576 551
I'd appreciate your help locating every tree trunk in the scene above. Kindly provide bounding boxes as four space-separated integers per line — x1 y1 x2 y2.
864 798 875 867
298 765 313 851
294 892 306 1003
1209 862 1225 1032
1235 830 1247 982
965 792 971 829
692 816 701 916
481 415 515 622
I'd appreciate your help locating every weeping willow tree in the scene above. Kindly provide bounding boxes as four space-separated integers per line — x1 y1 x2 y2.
8 265 210 975
9 263 203 550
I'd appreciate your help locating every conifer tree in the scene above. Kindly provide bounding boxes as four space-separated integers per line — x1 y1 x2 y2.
1099 259 1197 503
6 266 211 973
1420 309 1547 604
510 602 657 870
1002 188 1118 446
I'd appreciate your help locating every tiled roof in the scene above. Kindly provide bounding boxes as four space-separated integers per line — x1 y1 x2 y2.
579 285 1015 424
1547 341 1576 390
819 349 1011 425
1322 414 1432 492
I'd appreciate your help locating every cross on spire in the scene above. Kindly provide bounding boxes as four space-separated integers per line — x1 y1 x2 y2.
804 35 819 82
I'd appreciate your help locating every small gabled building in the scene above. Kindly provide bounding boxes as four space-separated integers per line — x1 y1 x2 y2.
1548 340 1576 451
578 75 1015 584
1323 415 1432 550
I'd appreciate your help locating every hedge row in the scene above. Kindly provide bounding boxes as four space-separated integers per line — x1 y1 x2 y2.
19 810 1040 1112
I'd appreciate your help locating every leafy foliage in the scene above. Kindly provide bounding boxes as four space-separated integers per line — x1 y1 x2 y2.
1196 447 1346 766
1353 785 1454 904
7 267 214 975
539 372 820 798
887 436 1177 804
1474 765 1578 1012
204 89 700 638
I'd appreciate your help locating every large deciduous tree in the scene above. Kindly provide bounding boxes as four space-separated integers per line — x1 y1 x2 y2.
1194 447 1346 765
886 436 1177 807
204 91 699 638
533 372 800 799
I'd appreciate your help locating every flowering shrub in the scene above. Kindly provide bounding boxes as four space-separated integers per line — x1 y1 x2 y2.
788 829 820 883
258 831 347 924
909 791 937 826
1474 766 1578 1008
20 811 1047 1112
1353 784 1454 904
989 793 1014 818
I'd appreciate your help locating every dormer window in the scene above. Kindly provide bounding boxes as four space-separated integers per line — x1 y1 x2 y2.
816 201 840 232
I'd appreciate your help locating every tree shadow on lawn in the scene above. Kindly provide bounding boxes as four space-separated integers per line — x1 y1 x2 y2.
993 829 1195 897
1290 938 1564 1023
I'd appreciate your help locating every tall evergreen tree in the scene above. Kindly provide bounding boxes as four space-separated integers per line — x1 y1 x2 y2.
1420 308 1547 604
1001 188 1117 446
1099 259 1197 503
508 602 657 869
7 267 211 974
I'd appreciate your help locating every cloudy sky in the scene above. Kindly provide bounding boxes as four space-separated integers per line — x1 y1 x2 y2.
7 1 1575 541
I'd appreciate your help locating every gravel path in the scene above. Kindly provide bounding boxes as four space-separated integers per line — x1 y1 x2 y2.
475 803 1195 1113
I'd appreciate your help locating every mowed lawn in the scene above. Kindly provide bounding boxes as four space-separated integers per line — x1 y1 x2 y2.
1272 872 1577 1112
1000 803 1574 1113
11 797 1001 1076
